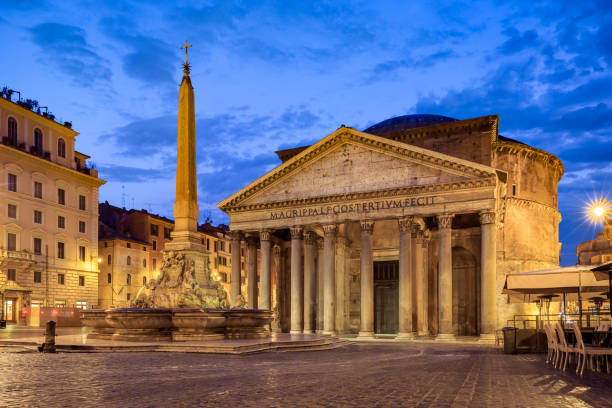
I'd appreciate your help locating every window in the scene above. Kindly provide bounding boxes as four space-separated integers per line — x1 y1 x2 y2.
143 246 146 251
8 173 17 192
79 195 86 210
143 276 147 285
220 242 225 252
152 240 157 250
214 257 218 268
34 128 43 151
7 204 16 218
214 241 218 252
79 221 86 233
107 254 111 264
34 182 43 199
57 215 65 229
143 259 147 268
7 117 17 145
152 258 157 270
512 184 517 196
57 242 65 259
58 273 65 285
104 241 108 248
34 271 42 283
79 246 86 261
34 210 42 224
127 274 131 284
126 242 131 248
7 269 16 281
107 273 112 283
150 223 159 236
76 301 87 310
57 188 65 205
201 238 204 245
33 237 42 255
126 256 131 265
79 275 85 286
57 138 66 158
219 272 227 283
127 293 131 301
206 239 210 250
7 233 16 251
164 227 171 239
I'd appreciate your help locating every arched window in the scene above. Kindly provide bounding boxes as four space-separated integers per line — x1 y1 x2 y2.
126 255 131 265
127 274 131 284
143 276 147 285
143 259 147 268
7 117 17 145
34 128 43 152
107 254 111 264
57 138 66 158
107 273 111 284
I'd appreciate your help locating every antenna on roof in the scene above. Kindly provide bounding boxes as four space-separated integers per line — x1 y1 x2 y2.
121 185 126 208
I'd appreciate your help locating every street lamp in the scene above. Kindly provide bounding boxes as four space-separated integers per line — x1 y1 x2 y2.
586 198 611 224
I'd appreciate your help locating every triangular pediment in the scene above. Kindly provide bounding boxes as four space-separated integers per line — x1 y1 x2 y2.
218 127 499 211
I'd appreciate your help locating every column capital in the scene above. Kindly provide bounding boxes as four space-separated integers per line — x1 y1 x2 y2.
260 229 273 241
304 231 317 245
437 214 454 230
290 226 303 240
322 224 337 237
479 210 496 225
360 219 374 235
229 230 243 241
397 216 414 232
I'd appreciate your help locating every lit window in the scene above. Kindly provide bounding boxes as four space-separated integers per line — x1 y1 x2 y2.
76 301 87 310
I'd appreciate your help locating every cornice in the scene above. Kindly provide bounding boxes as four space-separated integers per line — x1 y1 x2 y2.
0 98 79 137
506 197 561 221
218 128 499 211
224 176 497 213
494 141 564 180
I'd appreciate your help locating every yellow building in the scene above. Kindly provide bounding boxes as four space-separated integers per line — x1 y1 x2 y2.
97 203 248 308
0 92 105 325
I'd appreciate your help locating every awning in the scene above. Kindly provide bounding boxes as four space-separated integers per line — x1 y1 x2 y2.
591 262 612 281
503 264 608 303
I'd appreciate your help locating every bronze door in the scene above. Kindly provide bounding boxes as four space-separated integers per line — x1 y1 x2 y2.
374 261 399 334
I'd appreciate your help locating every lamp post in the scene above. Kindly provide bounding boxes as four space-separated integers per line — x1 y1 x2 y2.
588 197 611 317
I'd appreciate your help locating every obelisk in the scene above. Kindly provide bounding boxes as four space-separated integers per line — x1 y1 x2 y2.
165 42 209 285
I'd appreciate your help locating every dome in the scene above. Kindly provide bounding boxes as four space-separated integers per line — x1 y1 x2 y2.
364 114 457 135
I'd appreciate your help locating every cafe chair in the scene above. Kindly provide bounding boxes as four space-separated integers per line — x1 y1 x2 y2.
555 322 578 371
573 323 612 375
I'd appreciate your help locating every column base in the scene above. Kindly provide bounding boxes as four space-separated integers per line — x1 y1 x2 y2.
302 330 315 334
322 330 336 336
479 333 496 344
290 330 303 335
435 333 456 341
417 330 427 337
395 331 416 340
357 331 375 339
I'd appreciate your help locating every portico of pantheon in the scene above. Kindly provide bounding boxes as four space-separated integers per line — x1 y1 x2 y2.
218 114 563 341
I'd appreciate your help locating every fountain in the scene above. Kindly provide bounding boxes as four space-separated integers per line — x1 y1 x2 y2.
82 43 273 342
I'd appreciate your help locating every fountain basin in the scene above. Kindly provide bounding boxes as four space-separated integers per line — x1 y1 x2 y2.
82 308 274 342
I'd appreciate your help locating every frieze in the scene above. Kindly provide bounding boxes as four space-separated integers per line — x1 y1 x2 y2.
269 196 436 220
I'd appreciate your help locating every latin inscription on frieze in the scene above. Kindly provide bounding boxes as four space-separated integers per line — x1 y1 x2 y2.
270 196 436 220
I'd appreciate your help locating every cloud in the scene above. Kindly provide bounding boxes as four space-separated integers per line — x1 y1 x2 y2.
371 49 457 76
28 23 111 86
497 27 539 55
97 164 171 183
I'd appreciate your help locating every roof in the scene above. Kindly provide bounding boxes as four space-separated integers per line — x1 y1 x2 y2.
364 114 458 135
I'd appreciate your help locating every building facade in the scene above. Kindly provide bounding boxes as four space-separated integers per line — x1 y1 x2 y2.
577 218 612 265
97 202 250 308
0 95 105 325
218 114 564 339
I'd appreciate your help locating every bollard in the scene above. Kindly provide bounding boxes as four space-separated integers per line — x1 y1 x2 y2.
42 320 56 353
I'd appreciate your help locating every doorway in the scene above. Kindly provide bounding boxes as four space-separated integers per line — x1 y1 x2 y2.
374 261 399 334
4 298 17 323
452 247 478 336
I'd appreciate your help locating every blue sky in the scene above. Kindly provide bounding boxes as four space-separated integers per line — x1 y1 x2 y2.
1 0 610 265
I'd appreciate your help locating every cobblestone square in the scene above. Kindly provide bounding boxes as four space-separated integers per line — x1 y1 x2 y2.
1 342 612 407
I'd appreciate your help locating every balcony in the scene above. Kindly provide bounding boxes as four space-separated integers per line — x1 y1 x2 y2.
0 249 34 262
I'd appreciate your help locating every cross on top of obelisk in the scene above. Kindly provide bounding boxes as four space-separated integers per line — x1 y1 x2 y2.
181 40 192 75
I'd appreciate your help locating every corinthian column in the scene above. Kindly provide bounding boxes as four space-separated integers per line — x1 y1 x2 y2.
323 224 337 335
259 230 272 310
480 210 497 342
290 227 303 334
421 231 430 336
230 231 242 307
358 219 375 338
303 231 317 334
316 238 324 333
414 229 425 336
397 217 414 339
246 235 258 309
437 214 454 340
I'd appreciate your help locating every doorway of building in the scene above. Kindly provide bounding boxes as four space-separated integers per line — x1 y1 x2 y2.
3 298 17 323
452 247 478 336
374 260 399 335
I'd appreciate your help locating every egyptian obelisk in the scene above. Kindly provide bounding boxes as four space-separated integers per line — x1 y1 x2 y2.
165 42 209 285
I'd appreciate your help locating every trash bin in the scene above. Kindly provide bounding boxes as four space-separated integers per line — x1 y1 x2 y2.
503 327 517 354
0 320 6 329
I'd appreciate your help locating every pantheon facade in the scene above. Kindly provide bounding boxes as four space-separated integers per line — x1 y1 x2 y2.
218 114 564 341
